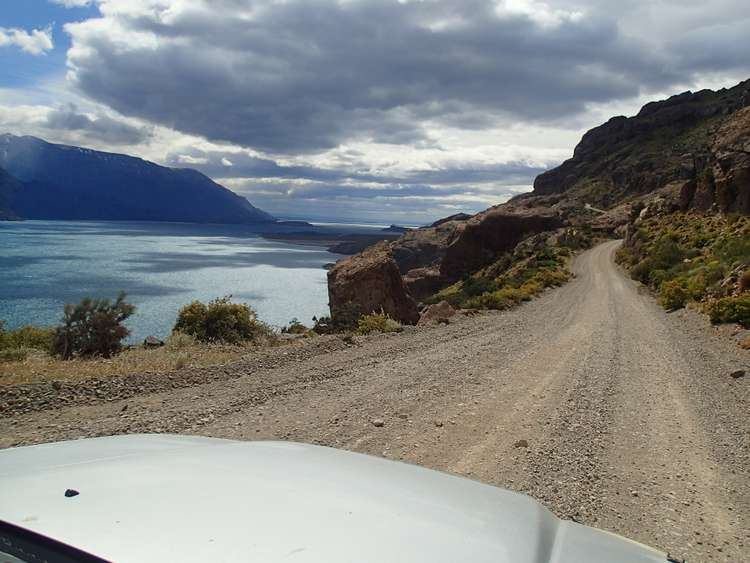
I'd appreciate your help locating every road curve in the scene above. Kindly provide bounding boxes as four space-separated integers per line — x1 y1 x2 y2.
1 240 748 561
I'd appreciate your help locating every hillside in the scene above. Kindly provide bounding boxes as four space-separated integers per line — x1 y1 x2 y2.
532 79 750 214
0 134 274 224
327 79 750 324
0 167 22 220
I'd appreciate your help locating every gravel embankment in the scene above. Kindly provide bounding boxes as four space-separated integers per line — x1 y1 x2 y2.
2 240 748 561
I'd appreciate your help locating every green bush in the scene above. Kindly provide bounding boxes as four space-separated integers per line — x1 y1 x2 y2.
173 296 271 344
463 276 498 297
630 260 653 284
356 312 402 335
282 318 308 335
52 292 135 359
649 236 686 271
659 280 689 310
1 325 55 353
706 295 750 328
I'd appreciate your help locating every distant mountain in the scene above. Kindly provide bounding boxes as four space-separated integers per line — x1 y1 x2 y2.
0 134 274 224
0 167 23 220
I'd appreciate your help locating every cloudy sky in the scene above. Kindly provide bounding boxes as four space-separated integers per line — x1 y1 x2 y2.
1 1 748 223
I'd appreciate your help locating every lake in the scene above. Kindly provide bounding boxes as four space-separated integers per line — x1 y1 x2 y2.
0 220 347 342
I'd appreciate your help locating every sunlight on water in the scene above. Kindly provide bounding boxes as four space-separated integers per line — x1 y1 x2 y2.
0 221 340 341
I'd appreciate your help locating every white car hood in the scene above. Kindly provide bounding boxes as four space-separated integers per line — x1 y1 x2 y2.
0 434 666 563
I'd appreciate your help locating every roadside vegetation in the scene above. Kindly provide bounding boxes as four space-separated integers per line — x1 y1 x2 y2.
425 228 592 310
616 212 750 327
173 296 274 345
0 294 280 386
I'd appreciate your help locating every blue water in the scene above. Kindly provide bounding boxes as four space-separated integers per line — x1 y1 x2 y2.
0 220 343 342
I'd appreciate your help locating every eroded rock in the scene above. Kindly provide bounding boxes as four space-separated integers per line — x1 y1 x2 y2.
327 242 420 325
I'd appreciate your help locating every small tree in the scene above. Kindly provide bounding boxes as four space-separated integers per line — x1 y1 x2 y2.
52 292 135 359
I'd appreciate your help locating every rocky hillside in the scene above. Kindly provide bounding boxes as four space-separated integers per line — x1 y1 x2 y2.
328 79 750 324
0 134 274 224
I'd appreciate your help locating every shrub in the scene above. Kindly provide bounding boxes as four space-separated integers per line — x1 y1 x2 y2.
649 236 685 271
659 280 689 310
463 276 498 297
52 292 135 359
166 331 197 351
534 269 570 288
282 318 308 335
356 312 402 335
630 260 652 284
706 295 750 328
173 296 270 344
1 325 55 353
713 235 750 266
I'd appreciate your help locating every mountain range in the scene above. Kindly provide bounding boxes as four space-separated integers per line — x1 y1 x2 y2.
0 134 273 224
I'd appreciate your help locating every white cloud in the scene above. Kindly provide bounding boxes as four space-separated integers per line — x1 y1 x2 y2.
0 26 54 56
50 0 94 7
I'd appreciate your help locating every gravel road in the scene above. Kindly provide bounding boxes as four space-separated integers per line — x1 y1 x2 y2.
2 240 748 561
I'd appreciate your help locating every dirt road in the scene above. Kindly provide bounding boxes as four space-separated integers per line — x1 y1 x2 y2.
2 241 748 561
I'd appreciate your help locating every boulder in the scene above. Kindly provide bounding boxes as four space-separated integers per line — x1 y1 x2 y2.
418 301 457 326
327 242 420 325
143 336 165 348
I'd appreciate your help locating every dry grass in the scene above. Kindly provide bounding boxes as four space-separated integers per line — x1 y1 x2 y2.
0 341 262 387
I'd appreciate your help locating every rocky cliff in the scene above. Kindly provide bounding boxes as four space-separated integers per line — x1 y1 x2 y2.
328 79 750 324
533 79 750 213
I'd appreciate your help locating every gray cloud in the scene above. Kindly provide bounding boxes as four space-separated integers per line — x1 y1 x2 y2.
43 104 152 145
229 177 519 223
62 0 745 155
166 148 544 187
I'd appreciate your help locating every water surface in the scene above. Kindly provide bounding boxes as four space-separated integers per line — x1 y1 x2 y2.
0 220 343 342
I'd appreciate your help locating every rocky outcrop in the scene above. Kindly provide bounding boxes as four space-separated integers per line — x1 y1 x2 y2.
327 242 419 325
418 301 456 326
533 79 750 211
330 206 563 316
439 207 563 281
705 107 750 213
389 219 463 274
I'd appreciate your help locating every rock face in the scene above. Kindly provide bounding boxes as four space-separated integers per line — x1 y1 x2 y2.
533 79 750 212
704 107 750 214
327 243 419 325
439 207 563 282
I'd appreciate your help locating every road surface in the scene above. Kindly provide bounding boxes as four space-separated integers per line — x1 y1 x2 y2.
1 240 748 561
